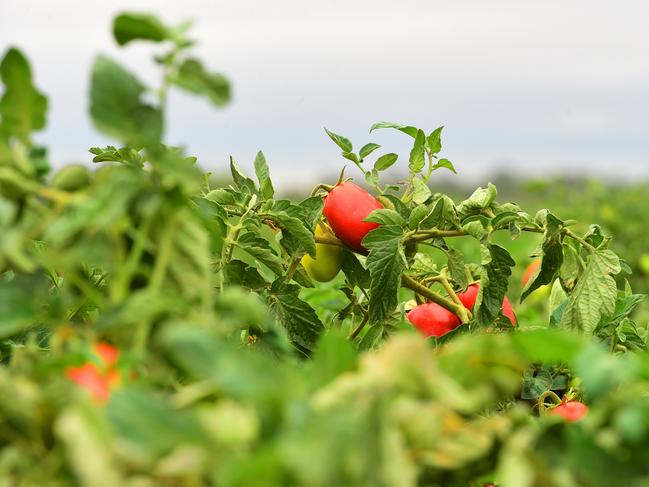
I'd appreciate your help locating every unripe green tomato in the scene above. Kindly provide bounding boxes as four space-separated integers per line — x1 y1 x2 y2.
300 225 342 282
51 164 91 191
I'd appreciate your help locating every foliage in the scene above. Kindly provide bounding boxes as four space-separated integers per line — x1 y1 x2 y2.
0 11 648 487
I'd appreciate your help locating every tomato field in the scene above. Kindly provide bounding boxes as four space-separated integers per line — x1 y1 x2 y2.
2 11 649 487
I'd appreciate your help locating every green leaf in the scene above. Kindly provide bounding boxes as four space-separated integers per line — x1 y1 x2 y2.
408 129 426 173
411 177 431 204
324 128 352 153
363 208 404 227
235 233 284 275
426 126 444 154
268 281 324 354
359 143 380 159
340 250 371 288
229 157 257 194
407 205 429 230
373 153 398 171
369 121 419 138
560 249 622 333
446 248 468 290
521 367 553 400
476 244 515 326
90 56 162 147
521 213 564 301
173 58 231 107
456 183 498 219
364 224 406 324
0 274 48 338
0 47 47 144
113 12 170 46
253 150 274 199
224 260 269 290
270 212 316 257
432 158 456 174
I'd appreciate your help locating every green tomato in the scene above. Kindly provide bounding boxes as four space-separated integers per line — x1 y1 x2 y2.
301 225 342 282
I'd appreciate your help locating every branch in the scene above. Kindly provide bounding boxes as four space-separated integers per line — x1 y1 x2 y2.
401 274 472 323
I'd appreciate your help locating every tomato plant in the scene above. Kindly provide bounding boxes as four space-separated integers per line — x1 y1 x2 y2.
0 11 648 487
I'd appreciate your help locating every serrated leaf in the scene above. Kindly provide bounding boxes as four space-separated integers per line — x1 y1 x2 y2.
456 183 498 219
324 128 352 153
408 129 426 173
268 281 324 354
560 249 622 333
411 177 431 204
374 153 398 171
476 244 515 326
364 225 406 324
521 213 564 301
224 260 268 290
446 248 468 289
90 56 162 147
229 157 257 194
173 58 231 107
270 212 316 257
369 121 419 138
113 12 170 46
253 150 274 199
359 143 380 159
408 205 430 230
0 47 47 144
426 126 444 154
235 233 284 275
364 208 404 226
341 250 371 288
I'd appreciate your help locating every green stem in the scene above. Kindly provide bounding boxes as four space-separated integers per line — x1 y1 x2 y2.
349 311 370 340
563 228 596 253
401 274 472 323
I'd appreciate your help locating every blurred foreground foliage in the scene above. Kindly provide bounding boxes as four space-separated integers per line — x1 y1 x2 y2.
1 11 649 487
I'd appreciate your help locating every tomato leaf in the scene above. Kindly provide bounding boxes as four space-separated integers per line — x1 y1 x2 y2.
476 244 515 326
521 213 564 302
560 249 621 333
90 56 162 147
253 150 275 199
113 13 170 46
408 129 426 173
173 58 231 107
0 47 47 144
324 128 353 153
364 224 406 325
268 281 324 354
369 121 419 138
373 153 398 171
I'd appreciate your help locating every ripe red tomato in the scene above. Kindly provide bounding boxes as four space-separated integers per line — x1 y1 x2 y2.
521 259 541 287
457 283 516 325
550 401 588 422
407 302 461 338
322 182 383 252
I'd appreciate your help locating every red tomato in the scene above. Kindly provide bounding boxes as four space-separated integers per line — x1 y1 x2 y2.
407 302 461 338
522 259 541 287
550 401 588 422
94 342 119 367
322 182 383 252
66 363 115 403
458 283 516 325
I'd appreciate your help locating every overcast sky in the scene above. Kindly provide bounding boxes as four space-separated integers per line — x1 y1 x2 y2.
2 0 649 187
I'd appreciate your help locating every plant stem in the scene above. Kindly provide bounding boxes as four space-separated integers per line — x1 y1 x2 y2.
563 228 596 252
349 312 370 340
401 274 472 323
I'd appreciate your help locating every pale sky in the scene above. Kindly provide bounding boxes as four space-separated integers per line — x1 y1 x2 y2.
2 0 649 188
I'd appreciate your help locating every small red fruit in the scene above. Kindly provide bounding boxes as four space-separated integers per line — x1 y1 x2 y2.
457 283 516 325
550 401 588 422
322 182 383 252
407 302 461 338
66 342 121 403
522 259 541 287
